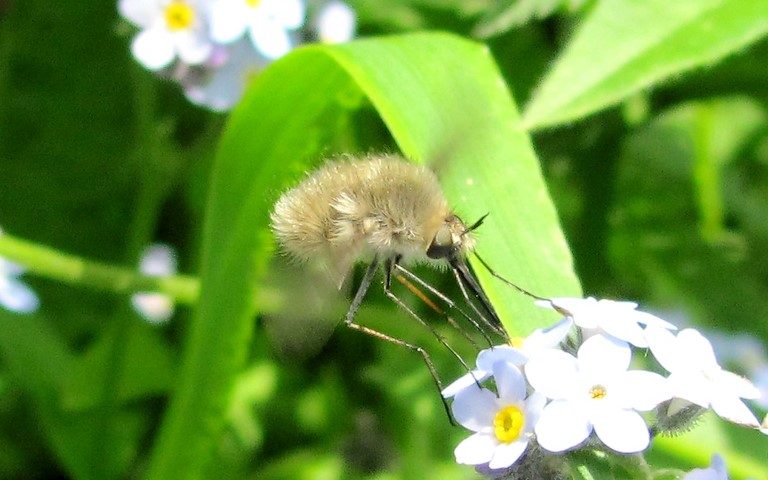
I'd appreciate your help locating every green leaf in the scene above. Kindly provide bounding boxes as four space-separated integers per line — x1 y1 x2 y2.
144 32 580 480
523 0 768 129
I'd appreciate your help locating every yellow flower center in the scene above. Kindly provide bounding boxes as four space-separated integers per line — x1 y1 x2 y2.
509 337 525 348
590 384 607 400
245 0 262 7
493 405 525 443
164 1 195 31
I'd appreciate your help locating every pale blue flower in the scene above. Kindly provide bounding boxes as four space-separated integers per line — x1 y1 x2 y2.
526 334 670 453
119 0 214 70
646 326 762 428
0 257 40 314
452 361 546 469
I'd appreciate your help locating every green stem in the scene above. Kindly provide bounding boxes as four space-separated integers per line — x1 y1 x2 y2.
0 231 199 305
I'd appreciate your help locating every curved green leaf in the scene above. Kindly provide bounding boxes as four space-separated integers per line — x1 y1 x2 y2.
523 0 768 129
144 32 580 480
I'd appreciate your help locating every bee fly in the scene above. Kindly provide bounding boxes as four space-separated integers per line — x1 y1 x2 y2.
270 153 509 414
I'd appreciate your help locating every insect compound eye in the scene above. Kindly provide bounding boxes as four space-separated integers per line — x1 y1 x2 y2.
426 223 455 259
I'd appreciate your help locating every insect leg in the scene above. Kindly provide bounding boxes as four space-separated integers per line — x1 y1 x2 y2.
392 263 496 348
344 257 380 324
341 256 456 422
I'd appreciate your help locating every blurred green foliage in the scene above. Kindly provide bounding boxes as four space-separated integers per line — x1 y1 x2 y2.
0 0 767 479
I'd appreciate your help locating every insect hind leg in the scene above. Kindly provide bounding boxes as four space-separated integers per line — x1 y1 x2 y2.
342 255 456 422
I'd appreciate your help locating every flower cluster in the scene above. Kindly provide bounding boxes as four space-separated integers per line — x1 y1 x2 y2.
131 243 177 323
444 297 766 474
118 0 356 111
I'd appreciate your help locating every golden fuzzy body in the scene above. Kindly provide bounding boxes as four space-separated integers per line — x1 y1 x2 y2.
270 154 476 283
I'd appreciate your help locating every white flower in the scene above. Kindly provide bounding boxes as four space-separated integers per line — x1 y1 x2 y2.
526 334 670 453
452 361 546 469
537 297 676 347
441 317 573 398
683 454 728 480
119 0 214 70
0 257 40 314
314 1 355 44
131 244 176 324
183 39 270 111
210 0 305 59
646 326 762 428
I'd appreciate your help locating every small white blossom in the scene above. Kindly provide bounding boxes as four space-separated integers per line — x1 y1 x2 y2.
537 297 676 347
452 361 546 469
0 257 40 314
131 244 177 324
119 0 214 70
646 326 762 428
210 0 305 59
683 454 728 480
526 334 670 453
314 1 355 44
441 317 573 398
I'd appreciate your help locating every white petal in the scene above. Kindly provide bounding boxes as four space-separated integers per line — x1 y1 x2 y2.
615 370 671 411
452 386 497 432
677 329 719 371
600 318 648 347
544 297 599 328
534 399 591 453
592 408 649 453
264 0 305 29
525 349 579 399
174 30 213 65
248 16 292 59
131 292 174 323
0 278 40 313
477 345 527 370
645 324 681 372
524 391 547 430
118 0 159 27
209 0 249 43
441 369 489 398
715 370 761 399
494 362 526 402
710 394 760 427
131 28 176 70
316 1 355 44
667 371 711 408
139 244 177 276
578 334 631 376
454 433 496 465
488 440 528 469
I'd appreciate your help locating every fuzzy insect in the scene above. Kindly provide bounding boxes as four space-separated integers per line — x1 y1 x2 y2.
270 154 508 415
271 153 502 327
